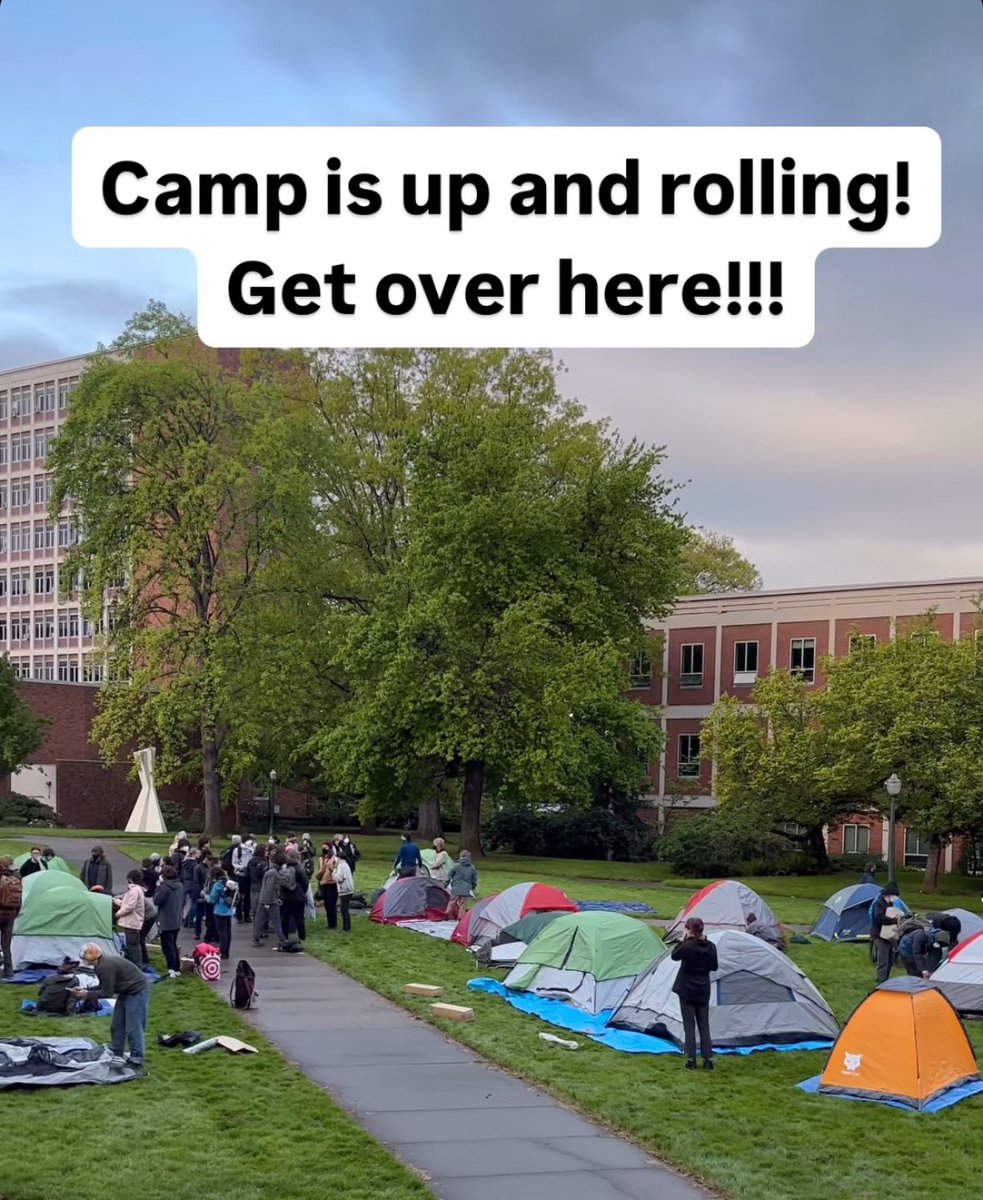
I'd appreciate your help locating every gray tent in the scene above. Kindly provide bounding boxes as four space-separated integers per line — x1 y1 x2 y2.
664 880 785 949
943 909 983 942
608 930 838 1049
0 1038 141 1089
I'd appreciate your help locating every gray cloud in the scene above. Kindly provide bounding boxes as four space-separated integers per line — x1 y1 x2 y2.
0 279 157 327
0 330 66 373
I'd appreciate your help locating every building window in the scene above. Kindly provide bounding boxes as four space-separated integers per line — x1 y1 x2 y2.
57 609 80 639
34 475 52 506
9 615 29 643
33 656 55 682
842 824 870 855
10 659 30 679
10 568 28 596
733 640 758 684
904 828 931 869
34 382 55 414
0 439 6 466
33 523 55 551
0 573 6 597
629 650 652 689
848 633 877 654
0 529 6 554
83 659 104 684
34 612 55 641
0 619 6 642
58 377 78 411
10 477 30 509
57 655 80 683
790 637 817 683
680 643 704 688
0 391 6 419
677 733 701 778
10 386 29 418
10 433 30 464
34 568 55 596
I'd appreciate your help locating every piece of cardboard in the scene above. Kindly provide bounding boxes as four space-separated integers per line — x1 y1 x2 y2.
430 1002 474 1022
403 983 444 997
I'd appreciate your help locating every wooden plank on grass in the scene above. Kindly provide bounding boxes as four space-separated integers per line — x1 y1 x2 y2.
403 983 444 997
431 1002 474 1021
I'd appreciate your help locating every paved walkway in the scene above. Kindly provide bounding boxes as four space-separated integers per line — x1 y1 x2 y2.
38 837 710 1199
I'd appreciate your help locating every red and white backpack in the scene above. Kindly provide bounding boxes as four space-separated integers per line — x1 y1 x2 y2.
193 942 221 981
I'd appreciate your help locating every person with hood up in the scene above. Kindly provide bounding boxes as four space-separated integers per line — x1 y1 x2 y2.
253 848 282 946
154 864 184 978
80 846 112 894
446 851 478 920
899 924 951 978
231 836 255 924
870 880 905 985
671 916 719 1071
114 869 147 967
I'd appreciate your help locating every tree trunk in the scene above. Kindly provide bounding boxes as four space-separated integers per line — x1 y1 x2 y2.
202 732 223 835
459 759 485 857
808 824 830 871
417 793 443 842
923 835 943 893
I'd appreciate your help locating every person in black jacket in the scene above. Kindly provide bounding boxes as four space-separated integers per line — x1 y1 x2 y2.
18 846 47 879
671 917 719 1071
870 881 903 985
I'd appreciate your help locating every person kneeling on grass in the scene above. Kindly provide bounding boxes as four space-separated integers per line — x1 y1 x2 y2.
72 943 150 1072
670 916 718 1072
446 851 478 921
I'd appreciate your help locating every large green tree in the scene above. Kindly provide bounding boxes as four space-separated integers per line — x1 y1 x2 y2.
818 617 983 890
312 348 685 854
701 668 865 868
0 657 47 781
48 304 318 833
679 527 762 594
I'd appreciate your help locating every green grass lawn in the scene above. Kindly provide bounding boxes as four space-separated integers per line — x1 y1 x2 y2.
302 911 983 1200
0 964 429 1200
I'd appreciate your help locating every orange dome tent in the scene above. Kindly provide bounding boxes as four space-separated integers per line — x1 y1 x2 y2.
798 977 983 1112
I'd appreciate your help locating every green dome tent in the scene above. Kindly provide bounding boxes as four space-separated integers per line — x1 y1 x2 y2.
12 852 72 875
503 911 665 1014
11 870 116 970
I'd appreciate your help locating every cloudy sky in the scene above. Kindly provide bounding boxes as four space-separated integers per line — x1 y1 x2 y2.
1 0 981 588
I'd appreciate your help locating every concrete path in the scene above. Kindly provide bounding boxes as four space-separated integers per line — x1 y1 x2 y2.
38 837 710 1199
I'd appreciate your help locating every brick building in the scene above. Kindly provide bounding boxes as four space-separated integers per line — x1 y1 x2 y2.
637 577 983 873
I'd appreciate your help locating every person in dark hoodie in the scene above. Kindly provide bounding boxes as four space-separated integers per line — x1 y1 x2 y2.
154 864 184 978
180 848 201 929
870 881 904 985
670 917 719 1071
80 846 112 894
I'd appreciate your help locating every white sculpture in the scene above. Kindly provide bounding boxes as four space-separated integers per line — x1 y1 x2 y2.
125 746 167 834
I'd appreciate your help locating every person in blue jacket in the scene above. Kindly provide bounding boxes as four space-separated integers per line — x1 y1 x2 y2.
393 834 423 878
207 868 236 961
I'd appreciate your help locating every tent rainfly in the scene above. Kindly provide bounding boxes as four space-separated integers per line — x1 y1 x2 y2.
465 882 578 945
370 875 450 924
810 883 880 942
664 880 785 949
12 853 72 875
10 871 117 970
931 930 983 1015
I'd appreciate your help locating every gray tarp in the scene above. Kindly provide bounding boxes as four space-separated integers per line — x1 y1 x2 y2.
0 1037 141 1089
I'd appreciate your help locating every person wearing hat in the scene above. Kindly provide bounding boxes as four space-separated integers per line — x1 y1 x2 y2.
80 846 113 894
870 880 904 985
71 943 150 1070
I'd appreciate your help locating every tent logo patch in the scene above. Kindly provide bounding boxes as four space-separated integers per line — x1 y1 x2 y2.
843 1052 863 1076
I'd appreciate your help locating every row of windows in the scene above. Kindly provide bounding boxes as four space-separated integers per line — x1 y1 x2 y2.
2 612 103 641
7 656 102 683
0 377 77 420
0 519 79 553
0 429 57 466
632 632 884 691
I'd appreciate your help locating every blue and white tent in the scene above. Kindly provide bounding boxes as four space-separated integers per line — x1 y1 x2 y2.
810 883 880 942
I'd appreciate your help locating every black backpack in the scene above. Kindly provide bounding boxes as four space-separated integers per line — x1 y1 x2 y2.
230 959 256 1009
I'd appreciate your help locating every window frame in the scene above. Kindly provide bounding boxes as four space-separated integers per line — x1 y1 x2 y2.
789 636 817 684
679 642 705 689
677 733 702 778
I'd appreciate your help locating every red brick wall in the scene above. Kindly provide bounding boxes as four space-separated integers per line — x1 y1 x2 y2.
832 616 892 658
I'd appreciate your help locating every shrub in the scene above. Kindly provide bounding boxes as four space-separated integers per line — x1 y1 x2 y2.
484 806 657 862
827 853 885 874
0 791 64 828
660 810 787 877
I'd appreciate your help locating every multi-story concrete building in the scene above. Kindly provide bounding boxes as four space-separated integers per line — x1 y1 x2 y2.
639 577 983 872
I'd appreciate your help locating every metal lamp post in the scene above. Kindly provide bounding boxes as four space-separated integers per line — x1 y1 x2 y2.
884 773 901 880
269 769 277 837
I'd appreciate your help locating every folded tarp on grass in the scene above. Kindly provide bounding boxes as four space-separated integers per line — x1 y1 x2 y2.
797 1074 983 1112
574 901 656 915
20 999 114 1017
0 1037 141 1088
468 978 834 1056
398 920 456 940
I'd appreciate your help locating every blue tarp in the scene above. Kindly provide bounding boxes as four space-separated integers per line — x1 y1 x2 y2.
467 978 833 1056
20 999 113 1018
575 901 656 915
797 1075 983 1113
2 964 160 985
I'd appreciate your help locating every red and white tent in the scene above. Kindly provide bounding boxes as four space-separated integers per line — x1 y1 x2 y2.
463 882 578 945
450 894 499 946
932 930 983 1015
664 880 784 948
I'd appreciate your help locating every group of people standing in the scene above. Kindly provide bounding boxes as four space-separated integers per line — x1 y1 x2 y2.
392 833 479 919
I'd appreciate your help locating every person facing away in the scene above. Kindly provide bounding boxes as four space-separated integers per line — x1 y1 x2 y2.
319 849 341 930
332 854 355 932
253 848 282 946
154 864 185 978
671 916 719 1071
72 942 150 1071
81 846 113 894
394 833 423 878
861 863 877 885
18 846 46 879
446 851 478 920
0 855 23 979
114 869 147 967
900 925 950 978
870 880 904 985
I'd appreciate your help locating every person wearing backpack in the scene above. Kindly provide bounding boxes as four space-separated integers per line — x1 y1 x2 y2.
899 923 951 978
252 850 282 946
278 849 308 943
207 868 237 961
0 856 23 979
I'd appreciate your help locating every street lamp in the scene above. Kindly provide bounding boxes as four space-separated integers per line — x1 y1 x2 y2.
884 773 901 880
268 769 277 837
